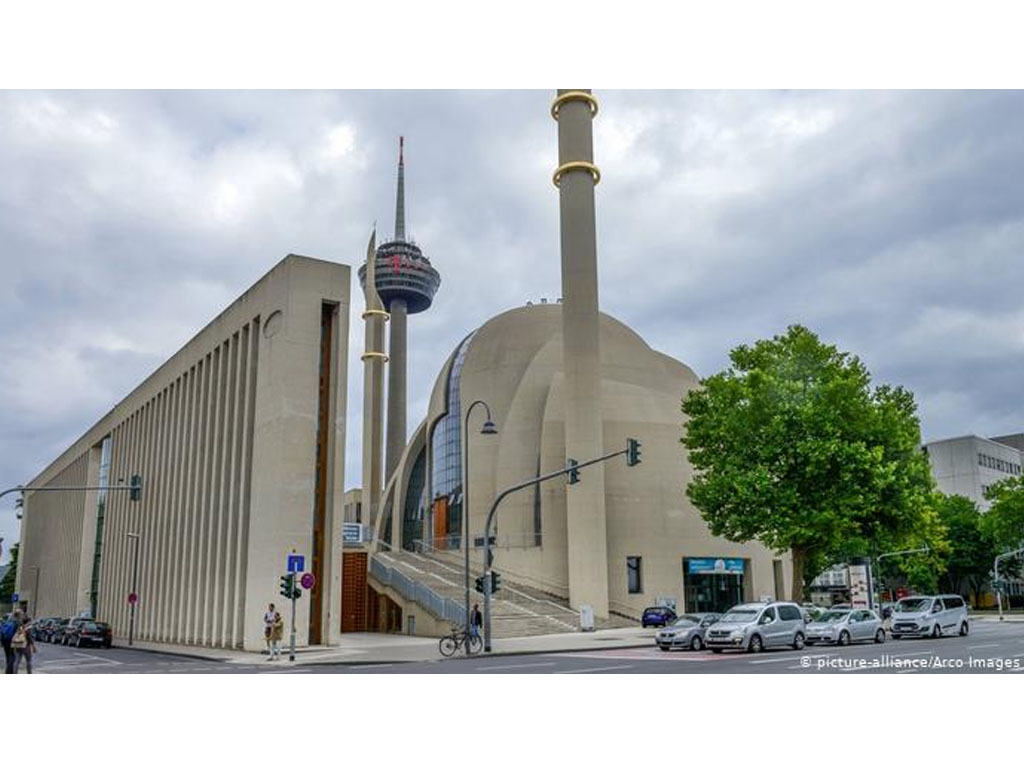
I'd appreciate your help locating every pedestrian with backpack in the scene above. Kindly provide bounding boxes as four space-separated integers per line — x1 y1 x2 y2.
11 613 35 674
2 610 23 674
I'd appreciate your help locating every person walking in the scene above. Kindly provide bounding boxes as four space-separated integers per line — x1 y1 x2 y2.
1 611 18 674
268 610 284 661
11 613 35 674
469 603 483 639
263 603 276 655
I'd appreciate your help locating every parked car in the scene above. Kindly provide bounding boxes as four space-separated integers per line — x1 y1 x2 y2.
641 606 677 628
30 617 60 642
65 620 113 648
655 613 720 651
890 595 969 639
59 617 94 645
800 604 824 622
705 601 806 653
46 618 70 643
806 608 886 646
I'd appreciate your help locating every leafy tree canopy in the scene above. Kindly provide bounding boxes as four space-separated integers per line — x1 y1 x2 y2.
682 325 936 601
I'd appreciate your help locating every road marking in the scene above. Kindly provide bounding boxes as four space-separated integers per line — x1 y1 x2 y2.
352 663 394 669
896 668 918 674
968 643 999 650
749 652 835 665
558 664 635 674
885 651 932 658
477 662 557 671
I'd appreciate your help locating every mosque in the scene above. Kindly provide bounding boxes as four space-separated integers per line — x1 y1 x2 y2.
14 91 790 650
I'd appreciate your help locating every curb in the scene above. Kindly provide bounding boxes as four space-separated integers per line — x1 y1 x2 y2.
109 644 229 663
295 641 653 667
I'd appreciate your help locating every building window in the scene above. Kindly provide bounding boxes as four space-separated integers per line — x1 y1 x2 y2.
627 556 642 594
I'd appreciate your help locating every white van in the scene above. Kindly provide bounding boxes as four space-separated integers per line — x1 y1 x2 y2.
890 594 969 639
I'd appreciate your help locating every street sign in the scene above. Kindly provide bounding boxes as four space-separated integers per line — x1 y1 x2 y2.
128 592 138 605
10 593 18 602
342 523 370 543
300 572 315 590
287 554 305 573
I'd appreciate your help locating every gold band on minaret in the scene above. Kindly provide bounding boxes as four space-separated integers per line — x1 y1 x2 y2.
360 352 390 362
553 161 601 187
361 309 391 321
551 90 599 120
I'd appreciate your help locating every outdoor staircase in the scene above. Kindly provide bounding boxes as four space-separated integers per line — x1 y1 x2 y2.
371 547 631 638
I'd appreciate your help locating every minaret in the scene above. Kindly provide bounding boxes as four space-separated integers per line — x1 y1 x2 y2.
552 89 610 618
360 231 388 531
359 138 442 489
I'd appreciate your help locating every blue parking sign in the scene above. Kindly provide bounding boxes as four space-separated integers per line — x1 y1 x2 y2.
11 593 18 602
287 554 305 574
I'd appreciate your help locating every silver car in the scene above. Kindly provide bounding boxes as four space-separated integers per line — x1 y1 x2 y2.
806 608 886 646
654 613 720 651
890 594 969 639
704 601 806 653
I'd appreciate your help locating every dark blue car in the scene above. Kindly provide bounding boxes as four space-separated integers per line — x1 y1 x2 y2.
641 606 677 628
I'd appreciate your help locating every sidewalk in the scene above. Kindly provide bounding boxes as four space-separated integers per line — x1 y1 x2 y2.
117 626 657 667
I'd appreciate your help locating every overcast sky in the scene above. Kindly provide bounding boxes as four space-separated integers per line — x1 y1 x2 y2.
2 89 1023 563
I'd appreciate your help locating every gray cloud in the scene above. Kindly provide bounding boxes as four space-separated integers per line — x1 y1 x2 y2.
3 89 1024 559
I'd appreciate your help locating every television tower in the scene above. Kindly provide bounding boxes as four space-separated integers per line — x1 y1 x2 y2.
359 138 442 483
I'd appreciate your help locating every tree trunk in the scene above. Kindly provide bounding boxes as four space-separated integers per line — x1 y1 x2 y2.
790 548 806 603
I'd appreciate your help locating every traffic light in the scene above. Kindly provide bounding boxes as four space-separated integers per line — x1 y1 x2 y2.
129 474 143 502
491 572 502 593
280 573 295 599
567 458 580 484
626 438 641 467
475 575 485 594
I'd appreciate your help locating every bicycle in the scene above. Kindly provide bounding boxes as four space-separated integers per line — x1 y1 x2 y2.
439 625 483 656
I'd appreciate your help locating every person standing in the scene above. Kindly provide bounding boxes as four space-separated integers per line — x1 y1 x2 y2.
11 613 35 674
263 603 276 655
268 610 284 661
1 611 18 674
470 603 483 639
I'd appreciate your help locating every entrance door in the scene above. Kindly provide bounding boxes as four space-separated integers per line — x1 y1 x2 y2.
684 570 744 614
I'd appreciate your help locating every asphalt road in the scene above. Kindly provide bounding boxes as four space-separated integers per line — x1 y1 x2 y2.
20 621 1024 674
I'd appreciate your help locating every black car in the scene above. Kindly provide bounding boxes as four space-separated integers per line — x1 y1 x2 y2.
47 618 70 643
65 621 113 648
30 617 60 642
641 606 677 628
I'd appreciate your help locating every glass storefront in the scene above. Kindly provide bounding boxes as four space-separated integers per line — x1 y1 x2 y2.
683 557 746 614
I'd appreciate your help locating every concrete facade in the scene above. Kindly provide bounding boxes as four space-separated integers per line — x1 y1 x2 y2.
923 434 1023 511
16 254 350 650
376 304 792 620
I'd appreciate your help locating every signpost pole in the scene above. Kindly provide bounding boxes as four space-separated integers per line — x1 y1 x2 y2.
126 533 140 646
289 589 297 662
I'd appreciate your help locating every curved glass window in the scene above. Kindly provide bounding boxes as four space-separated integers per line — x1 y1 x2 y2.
401 448 427 551
430 331 476 543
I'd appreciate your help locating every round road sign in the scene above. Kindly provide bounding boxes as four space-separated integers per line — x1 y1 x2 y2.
300 572 315 590
128 592 138 605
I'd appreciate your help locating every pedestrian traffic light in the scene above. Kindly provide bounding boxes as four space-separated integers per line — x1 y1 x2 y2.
567 458 580 484
491 572 502 593
129 474 143 502
280 573 295 599
475 575 485 594
626 438 641 467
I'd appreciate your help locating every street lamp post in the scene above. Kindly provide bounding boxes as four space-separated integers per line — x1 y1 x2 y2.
462 399 497 643
126 532 140 645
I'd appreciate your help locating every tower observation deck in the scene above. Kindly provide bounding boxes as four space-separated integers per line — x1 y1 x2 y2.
357 137 442 314
358 137 441 484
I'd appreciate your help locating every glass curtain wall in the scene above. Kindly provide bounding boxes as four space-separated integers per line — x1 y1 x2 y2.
430 331 476 548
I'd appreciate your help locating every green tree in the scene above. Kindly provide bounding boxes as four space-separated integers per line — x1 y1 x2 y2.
0 542 18 602
682 325 936 602
934 494 994 606
983 477 1024 585
983 476 1024 550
